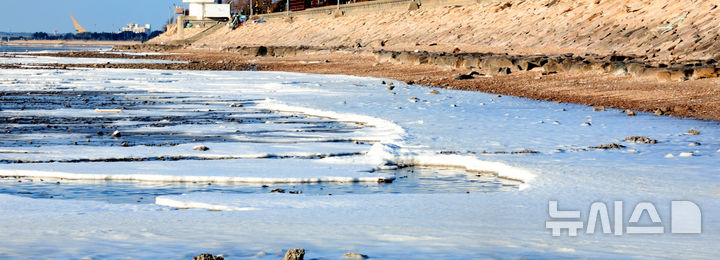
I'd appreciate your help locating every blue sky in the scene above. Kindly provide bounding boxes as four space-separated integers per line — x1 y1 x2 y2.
0 0 184 33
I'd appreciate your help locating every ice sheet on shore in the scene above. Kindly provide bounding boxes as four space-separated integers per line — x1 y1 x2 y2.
1 67 720 258
2 190 718 259
0 54 185 65
0 157 392 183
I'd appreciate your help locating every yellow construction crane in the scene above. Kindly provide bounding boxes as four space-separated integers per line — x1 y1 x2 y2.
69 13 87 34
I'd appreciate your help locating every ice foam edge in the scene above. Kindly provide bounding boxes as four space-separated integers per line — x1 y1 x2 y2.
258 99 536 188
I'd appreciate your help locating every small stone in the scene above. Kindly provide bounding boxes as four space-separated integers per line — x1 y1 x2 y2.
593 106 605 111
428 90 439 94
654 109 664 116
511 149 540 154
665 153 675 158
111 130 121 137
377 178 393 183
553 121 561 125
193 253 224 260
380 81 386 85
386 85 395 90
120 141 128 147
689 142 701 146
409 97 419 103
454 73 475 80
193 145 210 151
685 129 700 135
284 248 305 260
624 136 658 144
626 110 636 116
588 143 626 149
270 188 286 193
96 131 103 135
344 252 369 259
451 104 458 107
581 122 591 126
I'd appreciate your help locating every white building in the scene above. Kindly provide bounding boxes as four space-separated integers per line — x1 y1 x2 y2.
120 23 151 34
183 0 231 20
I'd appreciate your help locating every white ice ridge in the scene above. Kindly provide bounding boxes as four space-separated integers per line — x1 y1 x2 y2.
155 193 353 211
361 143 535 188
155 196 259 211
0 169 391 184
257 99 535 186
256 99 406 144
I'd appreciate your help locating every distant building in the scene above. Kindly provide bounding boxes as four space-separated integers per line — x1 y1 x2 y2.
120 23 151 34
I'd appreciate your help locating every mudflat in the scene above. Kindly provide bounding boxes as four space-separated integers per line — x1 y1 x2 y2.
32 49 720 121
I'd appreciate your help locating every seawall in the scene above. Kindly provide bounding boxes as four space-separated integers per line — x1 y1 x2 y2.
153 0 720 62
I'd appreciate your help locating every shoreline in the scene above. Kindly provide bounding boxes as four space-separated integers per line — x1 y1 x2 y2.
6 40 140 46
23 49 720 121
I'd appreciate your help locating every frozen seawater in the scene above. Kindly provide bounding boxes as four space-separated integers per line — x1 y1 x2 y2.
0 166 519 204
0 66 718 259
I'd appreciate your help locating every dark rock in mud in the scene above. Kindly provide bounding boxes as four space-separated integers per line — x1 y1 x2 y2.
377 178 393 184
193 253 224 260
455 71 482 80
511 149 540 154
588 143 626 149
624 136 658 144
270 188 286 193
